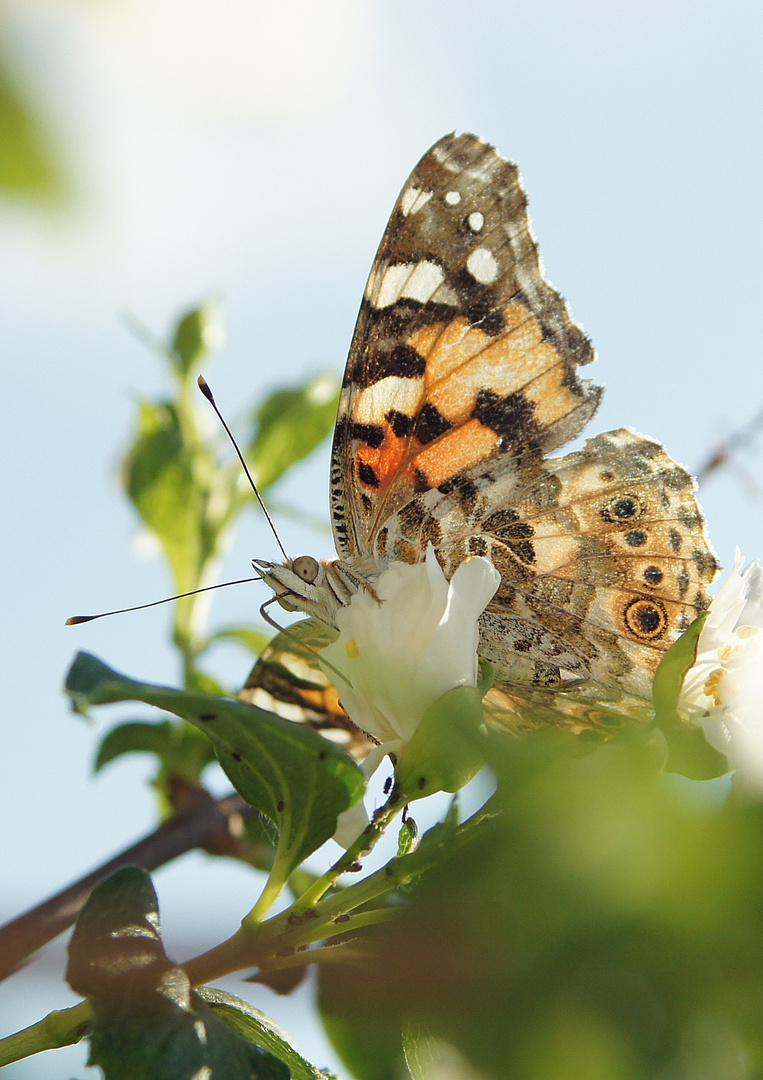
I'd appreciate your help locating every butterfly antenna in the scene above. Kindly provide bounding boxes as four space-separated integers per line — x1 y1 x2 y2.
66 576 261 625
197 375 289 563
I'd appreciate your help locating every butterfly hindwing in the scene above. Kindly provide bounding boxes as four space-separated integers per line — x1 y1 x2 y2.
240 618 373 759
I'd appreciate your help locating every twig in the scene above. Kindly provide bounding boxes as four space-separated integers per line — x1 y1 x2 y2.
696 404 763 487
0 786 261 983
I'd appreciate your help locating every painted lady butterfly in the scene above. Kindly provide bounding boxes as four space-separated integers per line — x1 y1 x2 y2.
242 133 718 739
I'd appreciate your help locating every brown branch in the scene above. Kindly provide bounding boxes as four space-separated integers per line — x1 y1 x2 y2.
0 785 264 983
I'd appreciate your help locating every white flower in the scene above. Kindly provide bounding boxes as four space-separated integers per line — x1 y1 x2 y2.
679 550 763 789
320 547 500 845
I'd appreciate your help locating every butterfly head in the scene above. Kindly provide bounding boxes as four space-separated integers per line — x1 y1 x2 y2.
253 555 342 626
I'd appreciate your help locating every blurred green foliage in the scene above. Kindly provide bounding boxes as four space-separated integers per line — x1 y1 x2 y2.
104 303 340 796
320 728 762 1079
0 46 61 199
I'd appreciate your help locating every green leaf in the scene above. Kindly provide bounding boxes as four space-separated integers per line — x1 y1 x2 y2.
94 719 218 792
652 612 707 725
247 374 340 492
317 956 405 1080
198 987 333 1079
66 652 364 875
652 613 729 780
121 400 206 593
395 685 486 801
661 723 729 781
170 304 222 376
397 818 419 857
0 55 61 198
66 866 167 998
206 625 272 657
403 1025 473 1080
94 719 175 773
66 867 288 1080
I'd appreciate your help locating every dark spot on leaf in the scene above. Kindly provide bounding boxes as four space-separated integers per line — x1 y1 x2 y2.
277 800 285 813
199 713 216 722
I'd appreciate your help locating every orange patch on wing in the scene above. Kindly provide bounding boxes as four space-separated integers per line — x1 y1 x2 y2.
408 318 475 383
407 305 561 424
521 362 583 427
413 419 499 488
356 426 412 491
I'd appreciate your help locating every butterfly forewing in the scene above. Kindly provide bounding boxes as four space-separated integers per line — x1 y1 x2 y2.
331 133 602 561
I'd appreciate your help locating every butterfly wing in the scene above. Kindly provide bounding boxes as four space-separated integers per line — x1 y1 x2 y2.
240 618 374 760
474 428 718 702
331 132 602 561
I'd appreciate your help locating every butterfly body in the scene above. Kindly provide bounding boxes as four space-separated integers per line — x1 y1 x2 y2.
249 133 718 734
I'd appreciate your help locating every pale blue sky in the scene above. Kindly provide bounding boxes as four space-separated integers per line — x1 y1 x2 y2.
2 2 762 1076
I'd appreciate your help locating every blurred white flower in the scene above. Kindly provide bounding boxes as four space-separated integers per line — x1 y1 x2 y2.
679 551 763 789
321 547 500 846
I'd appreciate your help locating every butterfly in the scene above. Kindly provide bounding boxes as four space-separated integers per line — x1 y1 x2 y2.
242 133 718 740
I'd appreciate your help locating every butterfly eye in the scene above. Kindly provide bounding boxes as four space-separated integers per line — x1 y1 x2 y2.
292 555 320 584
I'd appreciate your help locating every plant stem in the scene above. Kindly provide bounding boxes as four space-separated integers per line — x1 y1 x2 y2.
0 1001 92 1067
292 792 403 913
242 849 291 928
182 796 438 987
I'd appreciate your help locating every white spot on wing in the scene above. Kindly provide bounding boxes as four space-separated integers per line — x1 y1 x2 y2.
403 261 446 303
445 190 461 206
467 211 484 232
466 247 499 285
355 377 423 423
372 260 445 308
432 284 461 306
400 186 433 215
